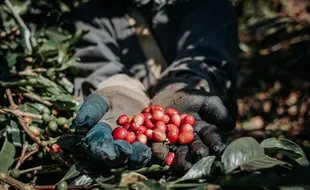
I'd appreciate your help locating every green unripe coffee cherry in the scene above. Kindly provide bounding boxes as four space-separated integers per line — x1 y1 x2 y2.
48 121 58 132
10 169 20 179
42 107 51 114
42 113 51 123
56 117 67 126
56 181 68 190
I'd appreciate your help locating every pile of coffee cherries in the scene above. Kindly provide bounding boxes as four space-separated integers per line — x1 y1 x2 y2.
112 104 196 166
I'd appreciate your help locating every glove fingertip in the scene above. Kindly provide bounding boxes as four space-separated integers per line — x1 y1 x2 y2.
75 93 109 128
128 142 152 169
114 140 133 155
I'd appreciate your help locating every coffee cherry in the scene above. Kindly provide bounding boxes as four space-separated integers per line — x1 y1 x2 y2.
165 152 176 166
24 116 32 125
56 181 68 190
179 124 194 134
166 108 179 117
132 113 145 125
152 129 166 142
48 121 58 132
123 123 131 130
129 123 140 132
51 144 60 153
42 107 51 114
152 110 164 121
112 127 128 140
117 115 129 126
166 124 179 134
151 104 164 112
125 132 136 144
136 134 147 144
29 125 41 137
144 129 153 140
10 169 20 179
180 114 188 120
144 118 155 129
154 121 166 132
162 114 170 124
42 113 51 123
143 112 152 119
136 126 147 135
167 132 178 144
142 107 151 113
56 117 67 126
178 131 194 144
181 115 195 126
170 114 181 127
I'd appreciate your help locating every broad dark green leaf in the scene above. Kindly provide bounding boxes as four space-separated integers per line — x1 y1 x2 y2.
260 137 309 167
221 137 265 172
182 156 216 180
221 137 289 173
0 137 16 172
236 155 290 172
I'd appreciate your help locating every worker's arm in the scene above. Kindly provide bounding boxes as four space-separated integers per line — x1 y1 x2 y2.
150 0 239 172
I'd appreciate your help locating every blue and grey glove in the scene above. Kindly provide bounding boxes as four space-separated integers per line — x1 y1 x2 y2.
75 74 152 169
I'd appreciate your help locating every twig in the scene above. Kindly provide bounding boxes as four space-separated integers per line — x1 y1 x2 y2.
16 115 49 150
17 148 39 169
15 142 28 169
23 93 53 106
0 173 35 190
0 108 42 120
18 68 47 76
14 146 38 161
5 89 18 110
260 34 310 55
4 0 32 53
35 184 96 190
20 166 43 175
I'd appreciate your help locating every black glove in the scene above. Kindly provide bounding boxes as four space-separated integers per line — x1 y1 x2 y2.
151 76 236 172
74 74 152 169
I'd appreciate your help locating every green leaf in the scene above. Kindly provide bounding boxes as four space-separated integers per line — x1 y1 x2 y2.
0 137 16 172
182 156 216 180
8 120 23 147
260 137 309 167
221 137 289 173
235 155 290 172
60 161 89 182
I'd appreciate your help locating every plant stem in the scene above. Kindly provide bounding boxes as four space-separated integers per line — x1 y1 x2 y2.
20 166 43 175
0 173 35 190
0 108 42 119
15 142 28 169
23 93 53 106
36 184 97 189
4 0 32 53
18 68 47 76
169 183 211 189
6 89 18 109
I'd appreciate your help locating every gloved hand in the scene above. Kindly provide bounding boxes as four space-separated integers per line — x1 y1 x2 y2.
74 74 152 169
150 76 236 172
